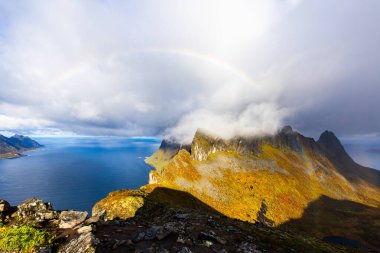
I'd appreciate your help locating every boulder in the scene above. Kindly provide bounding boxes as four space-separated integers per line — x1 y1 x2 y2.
17 198 58 222
198 231 227 245
84 215 100 225
178 247 192 253
58 232 99 253
0 200 11 212
59 210 88 229
0 200 12 222
77 225 93 234
92 189 145 220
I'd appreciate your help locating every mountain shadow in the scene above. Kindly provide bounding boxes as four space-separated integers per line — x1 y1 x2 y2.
93 187 367 253
279 195 380 252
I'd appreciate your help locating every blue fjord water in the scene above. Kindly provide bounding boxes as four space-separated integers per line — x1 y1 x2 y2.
0 137 160 213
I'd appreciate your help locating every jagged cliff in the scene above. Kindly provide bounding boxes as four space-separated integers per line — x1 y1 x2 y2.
142 126 380 251
0 134 42 159
91 126 380 252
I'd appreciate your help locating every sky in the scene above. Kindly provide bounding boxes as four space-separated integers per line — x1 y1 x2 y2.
0 0 379 142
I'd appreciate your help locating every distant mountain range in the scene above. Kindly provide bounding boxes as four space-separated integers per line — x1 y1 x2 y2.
0 134 42 158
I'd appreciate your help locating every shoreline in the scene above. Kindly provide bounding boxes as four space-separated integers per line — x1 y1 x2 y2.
0 147 41 159
0 152 25 159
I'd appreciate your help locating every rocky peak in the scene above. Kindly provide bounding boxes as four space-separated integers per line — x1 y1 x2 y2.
191 129 228 161
317 130 354 165
280 125 294 135
190 126 322 161
317 130 380 187
12 134 25 139
317 131 345 154
8 134 42 150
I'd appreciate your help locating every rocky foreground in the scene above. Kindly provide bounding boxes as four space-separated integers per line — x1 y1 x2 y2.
0 190 368 253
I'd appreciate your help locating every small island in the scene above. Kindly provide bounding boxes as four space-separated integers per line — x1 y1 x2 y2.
0 134 42 159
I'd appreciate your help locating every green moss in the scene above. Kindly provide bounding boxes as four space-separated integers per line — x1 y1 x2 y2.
0 225 55 252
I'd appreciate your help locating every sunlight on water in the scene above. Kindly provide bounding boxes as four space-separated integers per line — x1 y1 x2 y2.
0 137 160 213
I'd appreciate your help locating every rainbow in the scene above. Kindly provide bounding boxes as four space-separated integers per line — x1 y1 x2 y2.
49 48 257 88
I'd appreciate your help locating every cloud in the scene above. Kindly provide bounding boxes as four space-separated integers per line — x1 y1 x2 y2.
167 103 289 143
0 0 379 140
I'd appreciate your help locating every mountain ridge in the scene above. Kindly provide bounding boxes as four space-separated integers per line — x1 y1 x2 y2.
143 126 380 250
0 134 42 159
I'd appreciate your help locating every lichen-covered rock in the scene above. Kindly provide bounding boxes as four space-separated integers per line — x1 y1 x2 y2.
59 210 88 229
92 189 146 220
16 198 58 222
58 232 99 253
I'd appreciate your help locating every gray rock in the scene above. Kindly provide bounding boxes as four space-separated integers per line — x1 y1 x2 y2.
145 247 156 253
145 225 164 240
58 232 99 253
133 231 145 242
112 239 126 249
199 231 226 245
176 234 187 244
77 225 93 234
164 221 185 233
0 200 10 212
84 214 101 225
238 242 259 253
213 249 228 253
174 213 191 219
59 210 88 229
157 229 172 240
178 247 192 253
156 248 170 253
38 247 51 253
17 198 58 222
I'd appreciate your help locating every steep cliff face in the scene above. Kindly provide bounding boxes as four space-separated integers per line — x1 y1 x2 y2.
145 138 190 171
190 126 322 162
145 127 380 249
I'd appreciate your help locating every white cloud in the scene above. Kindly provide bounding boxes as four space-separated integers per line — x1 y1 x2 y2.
0 0 379 140
0 115 52 130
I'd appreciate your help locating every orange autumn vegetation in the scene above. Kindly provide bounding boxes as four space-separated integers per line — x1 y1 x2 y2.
147 139 380 226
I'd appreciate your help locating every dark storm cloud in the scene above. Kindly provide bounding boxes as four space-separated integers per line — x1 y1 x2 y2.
0 0 379 140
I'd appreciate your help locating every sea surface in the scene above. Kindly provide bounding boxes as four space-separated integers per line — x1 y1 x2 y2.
0 136 378 214
0 137 160 213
